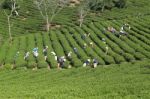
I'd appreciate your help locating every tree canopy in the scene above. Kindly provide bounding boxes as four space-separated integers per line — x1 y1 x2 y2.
88 0 127 12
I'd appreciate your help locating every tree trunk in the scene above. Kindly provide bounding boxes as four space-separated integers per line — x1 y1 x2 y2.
101 1 105 12
46 16 49 32
79 19 83 27
50 14 55 24
101 5 105 12
50 15 55 23
7 16 13 42
79 14 83 27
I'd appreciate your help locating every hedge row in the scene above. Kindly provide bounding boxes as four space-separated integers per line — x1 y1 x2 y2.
109 21 150 59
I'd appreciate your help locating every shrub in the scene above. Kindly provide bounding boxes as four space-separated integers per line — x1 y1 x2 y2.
97 57 105 65
63 61 70 69
114 55 126 63
104 55 115 64
123 53 135 62
134 52 146 60
72 58 83 68
47 55 57 68
37 61 48 69
3 64 12 70
16 60 27 68
27 62 37 69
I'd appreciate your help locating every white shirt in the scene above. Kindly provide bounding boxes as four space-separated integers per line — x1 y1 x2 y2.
51 51 56 56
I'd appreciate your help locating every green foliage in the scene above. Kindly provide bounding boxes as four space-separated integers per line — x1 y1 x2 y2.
0 59 150 98
37 61 48 69
3 63 12 70
2 0 13 9
27 61 37 69
2 0 19 10
0 0 149 71
114 0 127 8
88 0 127 12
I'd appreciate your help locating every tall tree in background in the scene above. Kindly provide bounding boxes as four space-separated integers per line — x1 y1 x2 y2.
101 0 114 12
34 0 70 32
0 2 4 42
0 2 2 9
88 0 127 12
3 0 20 42
78 0 90 27
114 0 127 8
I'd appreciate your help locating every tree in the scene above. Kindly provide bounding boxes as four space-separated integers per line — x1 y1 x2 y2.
101 0 114 12
34 0 70 32
3 0 20 42
88 0 127 12
78 0 90 27
114 0 127 8
0 0 4 10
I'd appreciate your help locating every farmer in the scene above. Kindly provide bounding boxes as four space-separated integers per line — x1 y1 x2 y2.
67 51 72 60
119 29 128 36
83 43 87 49
108 26 116 33
102 28 106 34
87 33 90 37
51 51 57 61
43 46 48 60
73 47 78 53
32 47 39 58
81 34 87 40
51 51 56 56
107 26 111 32
105 46 109 55
12 51 20 69
83 59 91 67
119 24 131 36
102 38 106 44
57 56 66 69
14 51 20 63
93 58 98 68
124 24 131 30
111 27 116 33
24 51 30 61
90 42 94 47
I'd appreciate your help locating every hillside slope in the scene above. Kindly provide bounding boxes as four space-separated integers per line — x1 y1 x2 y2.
0 0 150 38
0 60 150 99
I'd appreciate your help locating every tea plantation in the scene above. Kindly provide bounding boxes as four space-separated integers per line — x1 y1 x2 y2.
0 0 150 98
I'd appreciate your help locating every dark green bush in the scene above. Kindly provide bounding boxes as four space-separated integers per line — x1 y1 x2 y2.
72 58 83 67
16 60 27 68
104 55 115 64
123 53 135 62
37 61 48 69
134 52 146 60
27 62 37 69
114 55 125 63
3 64 12 70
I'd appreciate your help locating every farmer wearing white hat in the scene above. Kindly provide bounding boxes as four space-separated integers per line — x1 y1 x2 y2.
105 46 109 55
67 51 72 60
51 51 57 61
83 43 87 49
57 56 66 68
24 51 30 61
90 42 94 47
51 51 56 56
93 58 98 68
83 59 91 67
